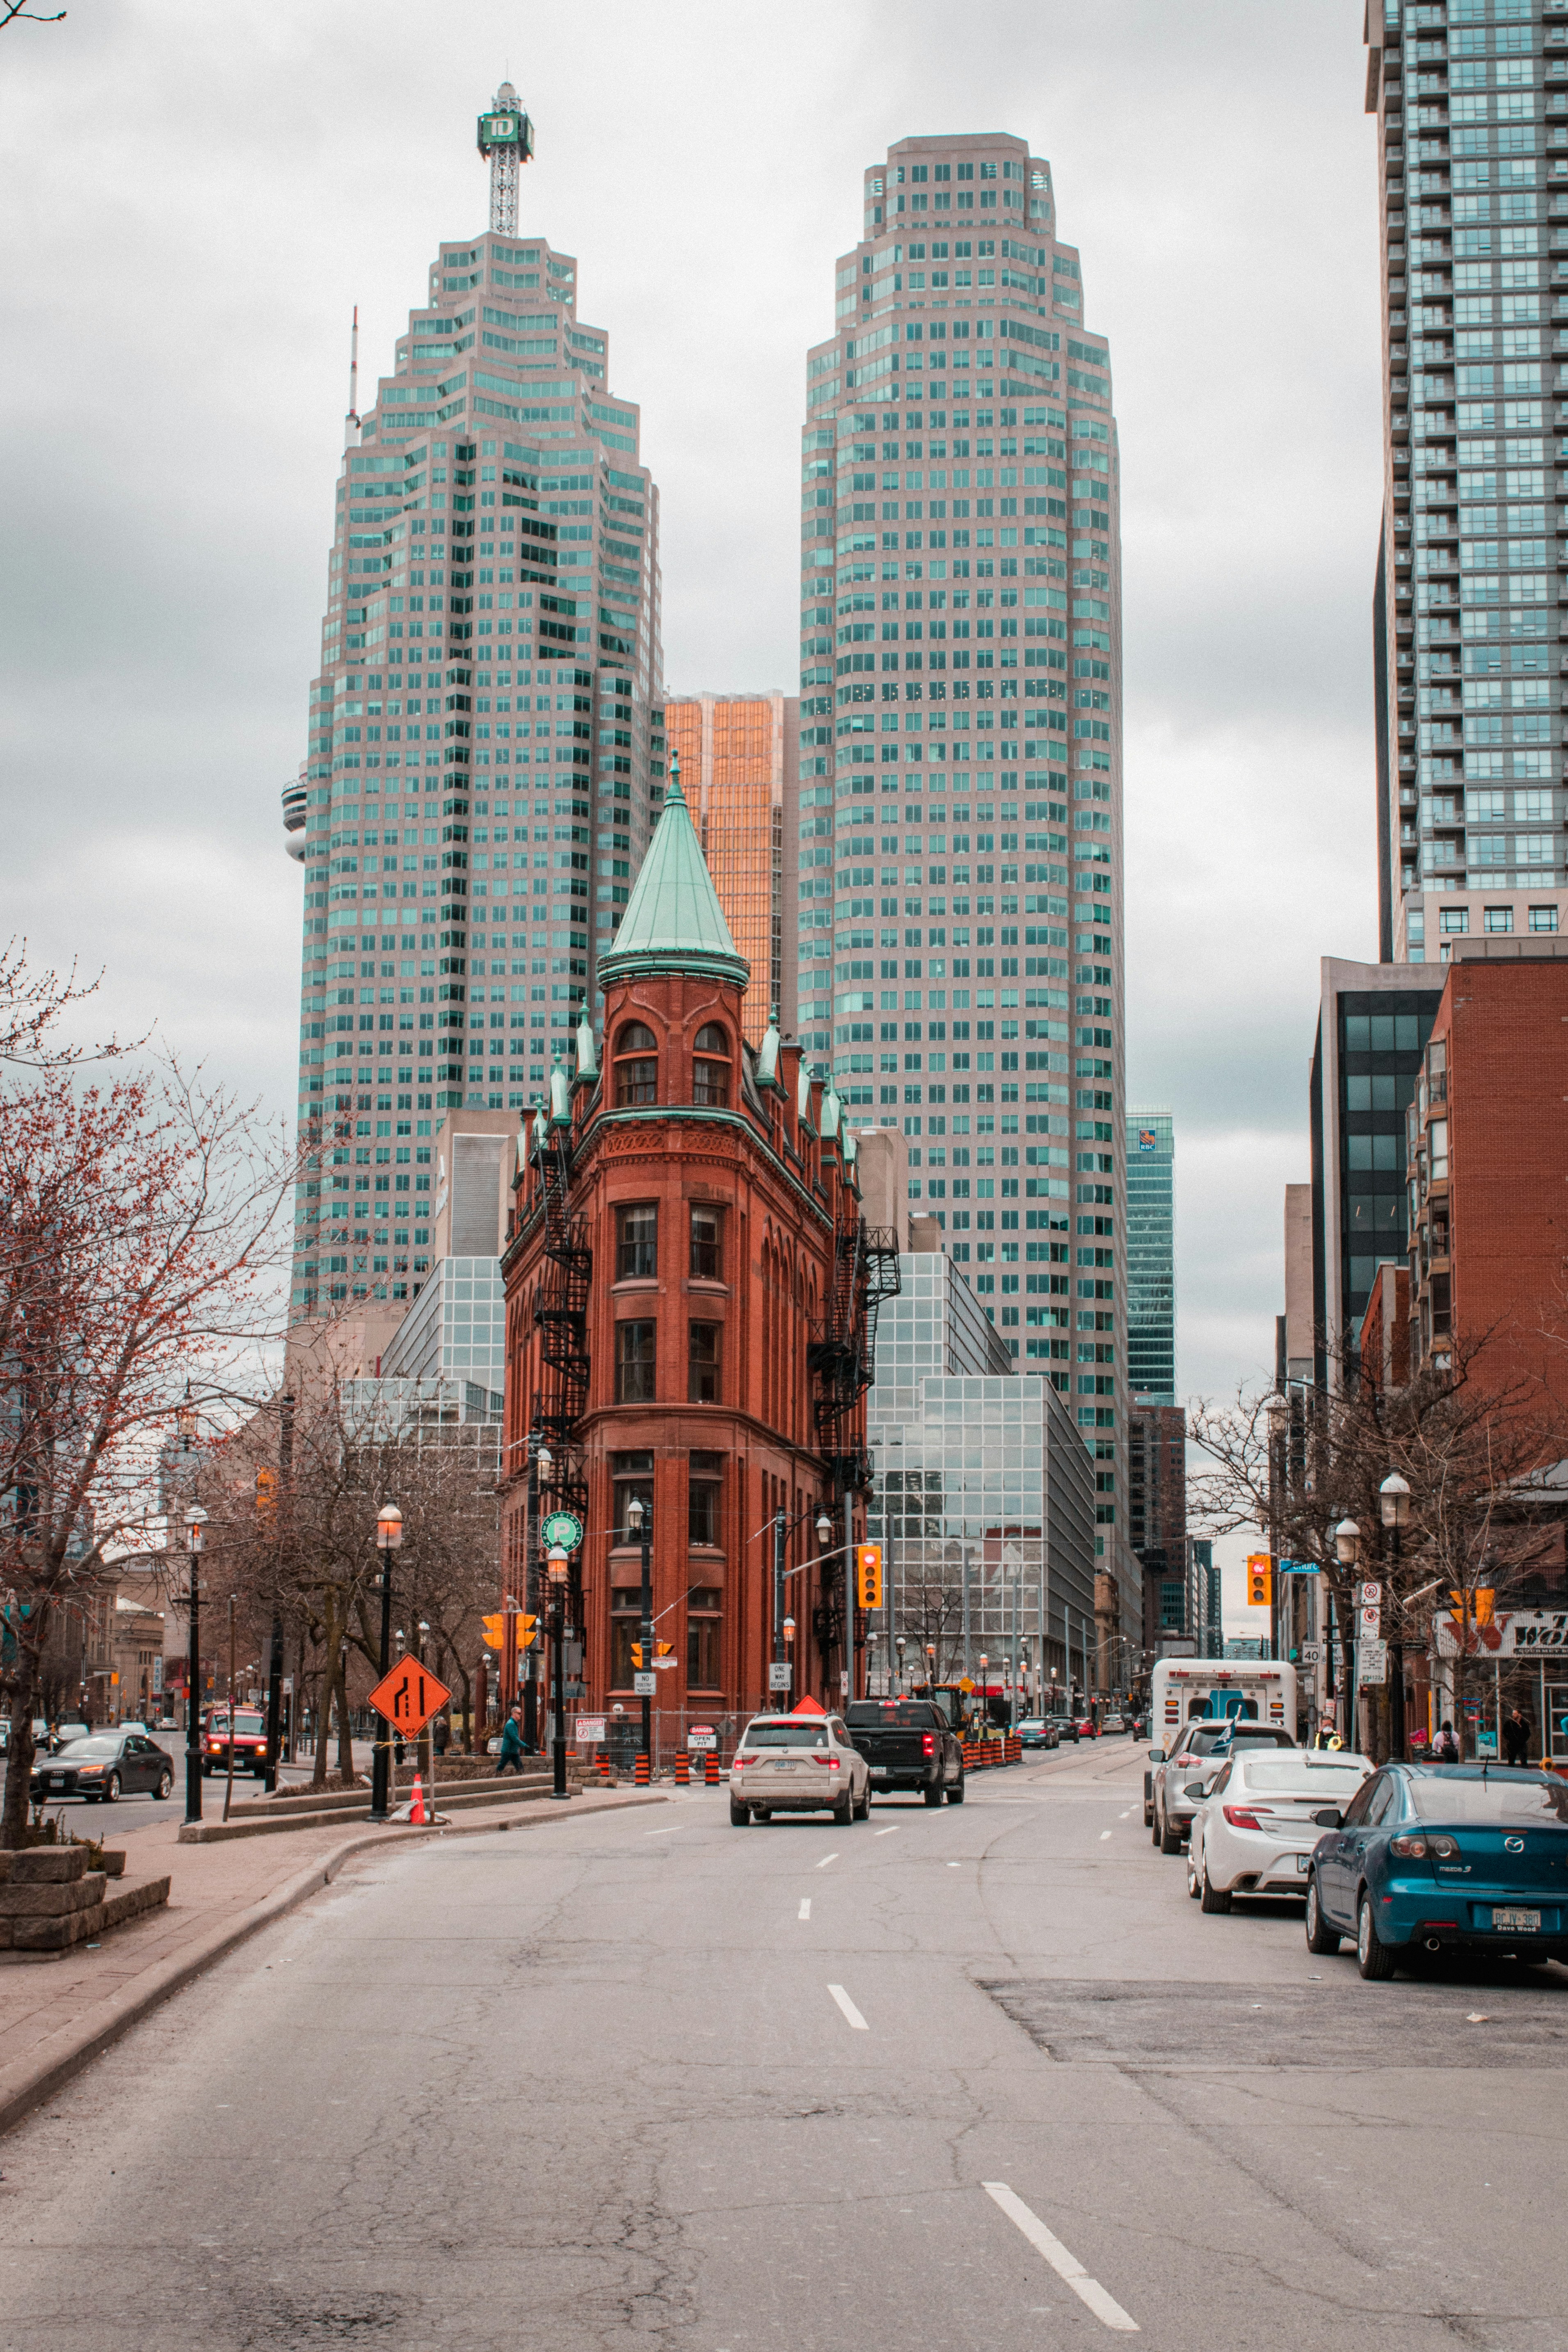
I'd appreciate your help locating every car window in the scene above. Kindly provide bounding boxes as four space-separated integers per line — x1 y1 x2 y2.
1241 1760 1369 1795
1210 1761 1232 1795
743 1724 829 1749
1408 1773 1568 1826
1363 1778 1398 1826
846 1702 939 1727
829 1719 850 1744
1340 1777 1380 1829
56 1736 121 1759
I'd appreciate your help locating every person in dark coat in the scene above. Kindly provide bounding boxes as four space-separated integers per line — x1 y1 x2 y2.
1504 1709 1533 1768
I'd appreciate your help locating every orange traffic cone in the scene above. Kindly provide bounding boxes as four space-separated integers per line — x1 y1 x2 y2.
409 1774 425 1824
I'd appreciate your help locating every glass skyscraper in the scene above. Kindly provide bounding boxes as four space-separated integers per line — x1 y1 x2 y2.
286 94 663 1319
1126 1109 1175 1403
1367 0 1568 967
664 693 799 1046
798 129 1125 1567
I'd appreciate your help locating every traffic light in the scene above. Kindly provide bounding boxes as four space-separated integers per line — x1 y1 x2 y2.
1448 1588 1495 1625
856 1543 884 1609
519 1615 539 1648
255 1466 279 1522
1246 1554 1272 1609
630 1643 644 1669
656 1640 673 1659
482 1614 505 1650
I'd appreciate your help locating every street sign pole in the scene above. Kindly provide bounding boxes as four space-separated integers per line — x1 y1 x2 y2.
640 1506 654 1770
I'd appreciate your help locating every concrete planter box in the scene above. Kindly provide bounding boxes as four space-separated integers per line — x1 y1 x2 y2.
0 1843 169 1953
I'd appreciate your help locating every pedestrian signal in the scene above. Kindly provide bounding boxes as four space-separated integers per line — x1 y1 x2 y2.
856 1543 884 1610
1246 1554 1272 1608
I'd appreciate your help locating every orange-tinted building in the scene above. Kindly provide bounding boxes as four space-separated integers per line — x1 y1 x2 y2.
662 693 798 1046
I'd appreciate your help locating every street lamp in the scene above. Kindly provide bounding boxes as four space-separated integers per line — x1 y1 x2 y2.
895 1634 906 1692
369 1502 402 1823
1381 1472 1412 1760
627 1491 653 1768
183 1504 207 1824
546 1543 571 1801
1264 1392 1289 1664
1333 1516 1360 1755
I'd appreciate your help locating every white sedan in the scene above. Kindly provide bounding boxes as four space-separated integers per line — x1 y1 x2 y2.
1186 1750 1374 1912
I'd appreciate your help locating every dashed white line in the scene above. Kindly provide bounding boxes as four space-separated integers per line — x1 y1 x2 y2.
873 1825 898 1837
828 1983 868 2030
1099 1830 1113 1841
798 1897 811 1920
644 1826 681 1836
816 1851 839 1869
983 2182 1138 2332
1119 1810 1131 1820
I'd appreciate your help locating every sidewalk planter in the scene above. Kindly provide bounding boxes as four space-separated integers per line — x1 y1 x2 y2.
0 1846 169 1953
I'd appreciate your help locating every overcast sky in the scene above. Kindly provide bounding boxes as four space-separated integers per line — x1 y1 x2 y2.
1 0 1383 1621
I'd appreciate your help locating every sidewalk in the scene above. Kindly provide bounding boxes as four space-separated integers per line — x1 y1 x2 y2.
0 1783 667 2138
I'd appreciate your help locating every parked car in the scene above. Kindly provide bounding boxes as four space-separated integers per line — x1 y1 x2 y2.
1100 1711 1128 1735
844 1699 965 1806
1149 1720 1297 1852
1186 1750 1374 1911
729 1712 871 1825
1044 1714 1080 1744
1074 1714 1099 1739
1015 1717 1061 1752
1305 1762 1568 1979
30 1730 175 1805
203 1707 269 1778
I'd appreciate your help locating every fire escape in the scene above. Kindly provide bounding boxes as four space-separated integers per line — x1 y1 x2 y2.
530 1117 591 1541
808 1207 900 1668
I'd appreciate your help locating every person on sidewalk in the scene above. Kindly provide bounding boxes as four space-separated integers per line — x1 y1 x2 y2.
1433 1719 1460 1764
497 1706 525 1775
1504 1709 1532 1768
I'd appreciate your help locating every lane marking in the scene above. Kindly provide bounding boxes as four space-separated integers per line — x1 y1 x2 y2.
1099 1830 1113 1841
983 2182 1138 2333
798 1898 811 1920
644 1826 681 1836
816 1851 839 1869
873 1825 898 1837
828 1983 868 2031
1119 1810 1131 1820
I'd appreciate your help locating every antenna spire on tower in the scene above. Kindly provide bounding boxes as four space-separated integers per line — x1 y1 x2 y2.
345 304 360 448
477 80 534 238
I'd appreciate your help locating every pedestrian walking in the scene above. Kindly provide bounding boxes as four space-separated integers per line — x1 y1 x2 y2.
433 1712 450 1758
497 1705 525 1775
1433 1719 1460 1763
1504 1708 1532 1768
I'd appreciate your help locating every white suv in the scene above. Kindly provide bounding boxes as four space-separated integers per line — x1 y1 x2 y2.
729 1713 871 1826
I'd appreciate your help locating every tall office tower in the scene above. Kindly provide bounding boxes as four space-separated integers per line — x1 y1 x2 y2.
800 128 1125 1572
284 89 663 1323
1366 0 1568 967
1125 1108 1175 1403
663 693 800 1045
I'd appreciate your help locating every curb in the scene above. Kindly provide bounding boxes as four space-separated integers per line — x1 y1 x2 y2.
0 1788 666 2141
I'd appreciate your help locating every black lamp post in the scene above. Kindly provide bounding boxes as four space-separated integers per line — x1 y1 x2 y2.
629 1492 653 1764
183 1504 207 1824
1381 1471 1411 1761
547 1543 570 1799
1334 1515 1361 1752
369 1502 402 1822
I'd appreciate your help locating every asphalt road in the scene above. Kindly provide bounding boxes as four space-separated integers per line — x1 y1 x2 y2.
1 1737 1565 2350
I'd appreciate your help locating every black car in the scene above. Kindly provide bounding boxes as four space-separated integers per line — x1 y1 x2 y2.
30 1730 174 1805
1044 1713 1081 1744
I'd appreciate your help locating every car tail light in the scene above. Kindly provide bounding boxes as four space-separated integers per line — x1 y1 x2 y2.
1223 1806 1264 1831
1390 1834 1429 1858
921 1734 935 1756
732 1755 748 1769
1429 1834 1458 1858
824 1755 840 1771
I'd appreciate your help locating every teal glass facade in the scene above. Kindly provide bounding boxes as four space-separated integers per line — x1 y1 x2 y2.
1126 1109 1174 1404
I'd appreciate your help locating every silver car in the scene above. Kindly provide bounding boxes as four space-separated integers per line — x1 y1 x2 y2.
1149 1721 1297 1853
729 1713 871 1826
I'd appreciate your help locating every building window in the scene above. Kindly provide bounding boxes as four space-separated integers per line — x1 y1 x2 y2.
610 1596 641 1687
1438 906 1469 935
688 1321 721 1403
615 1202 657 1280
616 1319 656 1401
611 1451 654 1543
1429 1118 1448 1182
1484 905 1513 934
692 1022 730 1108
1530 905 1559 933
615 1021 658 1106
688 1461 722 1546
690 1204 724 1280
687 1588 722 1687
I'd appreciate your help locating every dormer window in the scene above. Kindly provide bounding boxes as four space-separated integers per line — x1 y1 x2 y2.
615 1022 658 1107
692 1022 730 1108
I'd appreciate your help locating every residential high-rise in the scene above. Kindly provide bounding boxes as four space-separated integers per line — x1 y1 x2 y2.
800 130 1125 1577
285 87 663 1323
663 693 800 1045
1365 1 1568 969
1126 1108 1174 1403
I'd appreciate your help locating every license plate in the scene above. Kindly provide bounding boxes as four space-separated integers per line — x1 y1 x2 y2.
50 1776 64 1790
871 1767 889 1778
1296 1854 1311 1874
1493 1906 1541 1932
771 1762 795 1772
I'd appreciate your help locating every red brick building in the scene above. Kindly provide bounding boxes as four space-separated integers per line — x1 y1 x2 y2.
1405 944 1568 1410
501 768 896 1753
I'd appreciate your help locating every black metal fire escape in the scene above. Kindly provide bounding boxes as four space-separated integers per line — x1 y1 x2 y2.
530 1118 591 1536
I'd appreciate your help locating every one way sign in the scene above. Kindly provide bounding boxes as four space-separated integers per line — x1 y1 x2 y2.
368 1658 452 1738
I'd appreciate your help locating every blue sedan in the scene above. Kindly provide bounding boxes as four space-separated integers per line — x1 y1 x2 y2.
1304 1762 1568 1979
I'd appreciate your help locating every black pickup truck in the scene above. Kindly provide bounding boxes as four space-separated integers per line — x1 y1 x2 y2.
845 1699 965 1807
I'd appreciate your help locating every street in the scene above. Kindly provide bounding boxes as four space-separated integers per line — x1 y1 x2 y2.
1 1738 1564 2350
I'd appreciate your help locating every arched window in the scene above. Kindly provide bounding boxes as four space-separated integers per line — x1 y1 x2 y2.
615 1022 658 1108
692 1022 730 1108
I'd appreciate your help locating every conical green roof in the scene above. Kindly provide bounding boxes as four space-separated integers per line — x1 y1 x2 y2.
597 759 750 992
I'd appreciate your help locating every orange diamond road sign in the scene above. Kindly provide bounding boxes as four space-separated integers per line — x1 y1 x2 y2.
367 1659 453 1738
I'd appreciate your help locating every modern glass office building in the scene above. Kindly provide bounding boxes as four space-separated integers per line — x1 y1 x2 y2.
864 1251 1097 1694
798 128 1125 1565
1365 0 1568 966
663 693 799 1046
1126 1109 1175 1403
286 89 663 1319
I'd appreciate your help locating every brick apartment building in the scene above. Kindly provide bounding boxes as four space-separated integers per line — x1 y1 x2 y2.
1404 942 1568 1409
501 771 894 1750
